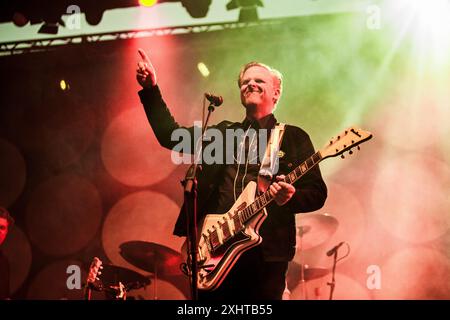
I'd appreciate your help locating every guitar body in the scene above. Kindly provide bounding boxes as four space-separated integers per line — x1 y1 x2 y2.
184 181 267 291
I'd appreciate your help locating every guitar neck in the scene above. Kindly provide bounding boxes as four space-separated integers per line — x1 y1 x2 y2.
239 151 323 223
84 283 92 301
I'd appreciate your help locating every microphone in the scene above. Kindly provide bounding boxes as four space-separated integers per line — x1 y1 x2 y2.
205 93 223 107
326 242 345 256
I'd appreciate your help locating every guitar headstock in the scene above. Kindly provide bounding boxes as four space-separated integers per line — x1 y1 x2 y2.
320 126 373 159
86 257 103 285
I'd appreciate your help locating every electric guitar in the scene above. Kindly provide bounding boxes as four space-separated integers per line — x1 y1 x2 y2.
184 126 373 291
84 257 128 300
84 257 103 300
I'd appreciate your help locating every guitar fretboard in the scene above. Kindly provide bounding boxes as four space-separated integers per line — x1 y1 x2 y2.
239 151 322 223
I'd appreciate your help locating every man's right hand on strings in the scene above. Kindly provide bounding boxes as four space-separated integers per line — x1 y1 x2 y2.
136 48 157 88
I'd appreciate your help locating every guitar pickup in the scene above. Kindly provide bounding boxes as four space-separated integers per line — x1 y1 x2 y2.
220 218 232 242
232 213 243 231
209 229 221 251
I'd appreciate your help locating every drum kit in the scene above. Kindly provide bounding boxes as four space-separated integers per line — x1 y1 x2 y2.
86 212 339 300
86 241 189 300
284 212 340 300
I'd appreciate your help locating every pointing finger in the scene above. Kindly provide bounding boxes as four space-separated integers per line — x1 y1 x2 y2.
138 48 151 64
137 48 157 86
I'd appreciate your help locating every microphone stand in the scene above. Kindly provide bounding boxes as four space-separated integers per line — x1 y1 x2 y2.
327 249 338 300
183 101 217 301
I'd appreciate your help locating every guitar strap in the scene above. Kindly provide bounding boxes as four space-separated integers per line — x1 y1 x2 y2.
257 123 286 193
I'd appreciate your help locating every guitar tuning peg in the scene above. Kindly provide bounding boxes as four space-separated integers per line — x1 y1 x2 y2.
329 140 333 145
345 130 348 135
341 154 345 159
349 150 353 155
357 146 360 150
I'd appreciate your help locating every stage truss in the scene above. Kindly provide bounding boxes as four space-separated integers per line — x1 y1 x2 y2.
0 18 289 56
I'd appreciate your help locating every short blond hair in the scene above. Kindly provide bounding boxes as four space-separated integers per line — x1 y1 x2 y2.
237 61 283 94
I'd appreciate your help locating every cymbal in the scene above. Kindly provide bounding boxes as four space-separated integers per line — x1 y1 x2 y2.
286 262 330 289
99 264 151 290
296 213 339 250
119 241 183 277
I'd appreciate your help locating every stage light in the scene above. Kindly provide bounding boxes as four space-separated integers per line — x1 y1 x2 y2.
60 80 70 91
197 62 210 77
407 0 450 43
386 0 450 70
12 12 29 27
85 9 104 26
139 0 158 7
3 0 215 32
181 0 212 18
140 0 212 18
38 22 59 34
38 11 66 35
226 0 264 22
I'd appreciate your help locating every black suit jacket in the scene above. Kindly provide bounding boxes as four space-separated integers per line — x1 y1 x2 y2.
139 86 327 261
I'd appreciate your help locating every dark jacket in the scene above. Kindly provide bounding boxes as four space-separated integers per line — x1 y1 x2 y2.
0 249 9 299
139 86 327 261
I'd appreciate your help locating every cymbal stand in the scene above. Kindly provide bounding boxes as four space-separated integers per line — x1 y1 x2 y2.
298 226 308 300
153 258 158 300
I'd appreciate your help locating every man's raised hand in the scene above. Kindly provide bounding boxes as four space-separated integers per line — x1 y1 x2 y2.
136 49 157 88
